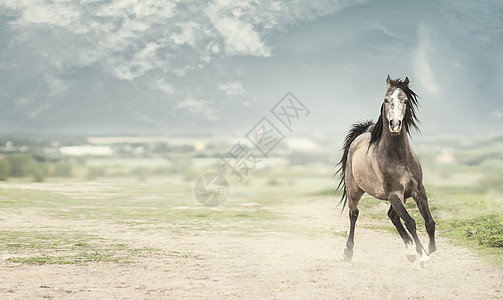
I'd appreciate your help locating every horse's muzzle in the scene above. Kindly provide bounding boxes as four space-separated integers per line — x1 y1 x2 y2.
389 120 402 134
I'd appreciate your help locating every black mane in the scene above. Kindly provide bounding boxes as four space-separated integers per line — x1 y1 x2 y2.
370 78 420 144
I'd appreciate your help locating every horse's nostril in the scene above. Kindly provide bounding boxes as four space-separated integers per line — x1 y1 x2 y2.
390 120 401 128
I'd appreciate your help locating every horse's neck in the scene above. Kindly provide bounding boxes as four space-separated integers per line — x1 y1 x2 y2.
378 128 410 159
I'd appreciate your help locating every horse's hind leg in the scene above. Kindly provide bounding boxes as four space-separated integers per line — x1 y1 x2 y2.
413 185 436 254
387 206 416 262
343 187 364 262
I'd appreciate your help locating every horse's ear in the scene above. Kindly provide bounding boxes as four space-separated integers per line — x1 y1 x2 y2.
386 74 391 88
404 77 409 87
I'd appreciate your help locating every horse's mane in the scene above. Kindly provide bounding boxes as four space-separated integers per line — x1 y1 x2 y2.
335 77 420 211
370 78 420 144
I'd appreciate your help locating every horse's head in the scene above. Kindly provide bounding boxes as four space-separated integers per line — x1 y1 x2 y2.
384 75 410 135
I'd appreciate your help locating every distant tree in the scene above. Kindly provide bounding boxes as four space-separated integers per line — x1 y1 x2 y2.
86 167 106 181
52 161 73 177
152 143 169 153
31 162 46 182
168 154 193 173
6 153 47 182
479 170 503 192
131 167 146 182
7 154 33 177
0 158 10 180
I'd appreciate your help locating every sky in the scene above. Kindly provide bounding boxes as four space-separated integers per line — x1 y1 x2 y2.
0 0 502 137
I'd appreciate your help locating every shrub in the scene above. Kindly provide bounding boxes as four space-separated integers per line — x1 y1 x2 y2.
168 154 193 174
267 178 281 185
31 162 46 182
86 167 106 181
7 153 33 177
478 170 503 192
52 161 73 177
130 167 146 182
0 158 10 180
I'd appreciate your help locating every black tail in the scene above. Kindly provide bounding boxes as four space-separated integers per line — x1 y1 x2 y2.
335 120 374 211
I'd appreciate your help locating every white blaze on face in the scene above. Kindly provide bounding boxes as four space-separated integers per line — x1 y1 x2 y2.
386 88 407 134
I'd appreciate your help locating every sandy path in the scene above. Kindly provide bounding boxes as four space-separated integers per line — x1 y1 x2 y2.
0 196 502 299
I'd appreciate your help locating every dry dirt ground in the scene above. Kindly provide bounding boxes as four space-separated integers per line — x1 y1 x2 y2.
0 183 502 299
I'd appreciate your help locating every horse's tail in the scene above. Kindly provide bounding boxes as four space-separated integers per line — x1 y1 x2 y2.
335 120 374 211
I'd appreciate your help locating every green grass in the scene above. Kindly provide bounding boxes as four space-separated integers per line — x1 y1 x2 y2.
438 215 503 266
8 252 124 265
0 230 159 265
445 215 503 248
426 186 503 264
0 182 280 224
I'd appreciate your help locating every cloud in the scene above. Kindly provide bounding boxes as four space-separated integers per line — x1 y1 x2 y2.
412 24 440 96
96 0 176 19
152 78 174 95
0 0 363 130
171 22 199 47
1 0 81 27
0 0 361 84
493 110 503 120
44 74 70 96
206 2 271 57
218 80 256 106
218 81 245 96
366 22 404 40
110 42 160 81
3 0 179 82
176 96 219 121
204 0 362 57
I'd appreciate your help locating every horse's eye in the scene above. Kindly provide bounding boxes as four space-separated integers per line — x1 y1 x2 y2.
384 98 388 103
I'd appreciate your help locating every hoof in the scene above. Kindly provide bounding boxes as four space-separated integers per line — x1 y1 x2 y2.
343 248 353 262
407 254 416 262
405 243 416 262
429 243 437 254
419 249 430 269
420 259 430 269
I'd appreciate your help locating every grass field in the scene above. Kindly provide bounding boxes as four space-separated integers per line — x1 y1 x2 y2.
0 134 502 269
0 161 502 267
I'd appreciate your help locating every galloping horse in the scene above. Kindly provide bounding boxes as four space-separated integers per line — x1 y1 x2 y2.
336 75 436 266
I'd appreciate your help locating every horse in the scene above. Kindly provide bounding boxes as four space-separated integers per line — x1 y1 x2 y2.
335 75 436 266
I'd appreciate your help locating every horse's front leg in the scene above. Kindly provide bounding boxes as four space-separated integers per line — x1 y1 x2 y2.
388 191 429 266
387 206 416 262
413 185 436 254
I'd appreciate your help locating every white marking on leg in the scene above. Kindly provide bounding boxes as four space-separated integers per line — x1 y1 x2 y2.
405 242 415 256
420 249 429 262
419 249 430 268
405 242 416 262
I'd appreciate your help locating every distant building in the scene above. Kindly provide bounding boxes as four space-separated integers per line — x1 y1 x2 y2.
436 147 455 164
286 138 321 151
59 145 113 156
0 141 29 154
